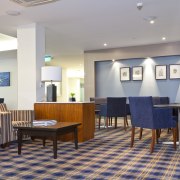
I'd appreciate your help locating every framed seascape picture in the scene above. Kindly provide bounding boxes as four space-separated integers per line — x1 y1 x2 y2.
0 72 10 86
155 65 167 80
132 66 143 81
120 67 130 81
169 64 180 79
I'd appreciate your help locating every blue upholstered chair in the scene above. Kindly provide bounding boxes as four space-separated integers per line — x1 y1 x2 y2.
159 97 169 104
139 96 171 139
99 97 127 130
152 97 160 105
129 96 177 153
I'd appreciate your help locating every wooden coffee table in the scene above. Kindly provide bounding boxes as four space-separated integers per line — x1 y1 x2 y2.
14 121 81 159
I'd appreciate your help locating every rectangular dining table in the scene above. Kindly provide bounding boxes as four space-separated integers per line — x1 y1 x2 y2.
154 103 180 149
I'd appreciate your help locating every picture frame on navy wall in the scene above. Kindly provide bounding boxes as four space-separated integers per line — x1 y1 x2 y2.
120 67 130 81
155 65 167 80
132 66 143 81
169 64 180 79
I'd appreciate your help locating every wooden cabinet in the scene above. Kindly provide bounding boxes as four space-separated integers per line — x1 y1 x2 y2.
34 102 95 142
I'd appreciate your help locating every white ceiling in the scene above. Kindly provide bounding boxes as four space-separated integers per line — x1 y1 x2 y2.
0 0 180 68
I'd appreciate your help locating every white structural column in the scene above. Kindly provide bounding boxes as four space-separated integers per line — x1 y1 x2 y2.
17 23 45 109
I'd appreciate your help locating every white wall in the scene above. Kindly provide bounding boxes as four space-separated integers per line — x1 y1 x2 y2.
0 50 17 109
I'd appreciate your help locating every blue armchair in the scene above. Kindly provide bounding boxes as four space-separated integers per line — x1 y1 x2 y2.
99 97 127 130
129 96 177 153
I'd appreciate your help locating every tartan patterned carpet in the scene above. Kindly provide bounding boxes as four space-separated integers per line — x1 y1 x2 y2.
0 126 180 180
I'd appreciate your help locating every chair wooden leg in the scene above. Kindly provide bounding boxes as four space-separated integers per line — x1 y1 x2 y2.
106 117 108 128
115 117 117 128
98 116 101 129
176 123 179 141
172 127 177 150
124 117 127 131
139 128 143 140
150 129 156 153
131 127 135 147
156 129 159 144
126 117 129 126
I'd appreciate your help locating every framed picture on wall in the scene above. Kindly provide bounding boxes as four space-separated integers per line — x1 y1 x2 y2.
132 66 143 81
155 65 167 80
0 72 10 86
120 67 130 81
169 64 180 79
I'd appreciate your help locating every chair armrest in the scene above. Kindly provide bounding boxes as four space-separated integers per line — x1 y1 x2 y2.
0 112 12 144
153 107 176 129
10 110 34 125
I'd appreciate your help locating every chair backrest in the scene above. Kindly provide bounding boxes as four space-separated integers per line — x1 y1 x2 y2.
129 96 154 128
90 97 107 111
107 97 127 117
0 103 8 112
152 96 160 105
160 97 169 104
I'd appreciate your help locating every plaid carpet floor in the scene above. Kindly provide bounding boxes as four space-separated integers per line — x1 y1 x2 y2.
0 126 180 180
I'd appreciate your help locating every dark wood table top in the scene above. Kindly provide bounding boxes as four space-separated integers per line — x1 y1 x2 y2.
14 121 81 131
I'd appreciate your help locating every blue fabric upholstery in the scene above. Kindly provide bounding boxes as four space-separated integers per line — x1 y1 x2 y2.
99 97 127 129
152 97 160 105
129 96 177 153
129 96 176 129
100 97 127 117
159 97 169 104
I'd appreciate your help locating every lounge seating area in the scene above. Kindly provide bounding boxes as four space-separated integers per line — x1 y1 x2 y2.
0 95 179 179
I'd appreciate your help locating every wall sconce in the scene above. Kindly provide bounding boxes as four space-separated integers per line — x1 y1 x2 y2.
41 66 62 102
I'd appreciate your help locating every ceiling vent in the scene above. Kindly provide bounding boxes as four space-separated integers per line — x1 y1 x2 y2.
10 0 60 7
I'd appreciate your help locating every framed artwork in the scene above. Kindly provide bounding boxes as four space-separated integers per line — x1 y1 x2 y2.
155 65 167 80
120 67 130 81
132 66 143 81
0 72 10 86
169 64 180 79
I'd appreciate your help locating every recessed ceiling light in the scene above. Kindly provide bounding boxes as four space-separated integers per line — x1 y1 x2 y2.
6 10 21 16
144 16 157 24
162 37 166 41
103 43 107 47
112 59 115 62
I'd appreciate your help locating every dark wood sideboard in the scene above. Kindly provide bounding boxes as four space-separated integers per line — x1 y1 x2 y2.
34 102 95 142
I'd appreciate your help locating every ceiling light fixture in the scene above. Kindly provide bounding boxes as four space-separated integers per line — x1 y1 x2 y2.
6 10 21 16
162 37 166 41
137 2 143 10
103 43 107 47
144 16 157 24
10 0 60 7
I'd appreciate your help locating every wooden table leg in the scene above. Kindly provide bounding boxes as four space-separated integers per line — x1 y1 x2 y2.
43 137 46 147
17 130 22 155
74 127 78 149
53 134 57 159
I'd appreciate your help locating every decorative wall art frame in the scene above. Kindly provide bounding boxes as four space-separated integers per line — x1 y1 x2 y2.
0 72 10 86
169 64 180 79
155 65 167 80
120 67 130 81
132 66 143 81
